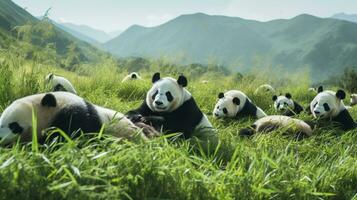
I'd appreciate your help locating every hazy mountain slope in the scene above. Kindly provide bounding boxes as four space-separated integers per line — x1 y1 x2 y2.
331 13 357 23
105 13 357 78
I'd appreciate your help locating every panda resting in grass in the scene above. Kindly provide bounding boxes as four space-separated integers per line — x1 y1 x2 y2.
213 90 267 119
126 73 217 149
351 94 357 107
122 72 142 83
272 93 304 116
239 115 313 139
0 92 157 145
45 73 77 94
254 84 275 95
310 89 356 131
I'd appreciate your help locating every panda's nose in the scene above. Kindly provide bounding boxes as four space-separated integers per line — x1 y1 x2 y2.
155 101 163 106
314 110 320 114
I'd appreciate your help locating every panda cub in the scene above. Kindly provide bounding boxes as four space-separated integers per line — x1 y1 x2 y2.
310 89 356 130
126 73 214 139
272 93 303 116
239 115 313 138
213 90 267 119
45 73 77 94
0 92 152 145
122 72 142 83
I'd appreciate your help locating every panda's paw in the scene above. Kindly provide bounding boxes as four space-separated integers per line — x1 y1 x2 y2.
128 114 143 123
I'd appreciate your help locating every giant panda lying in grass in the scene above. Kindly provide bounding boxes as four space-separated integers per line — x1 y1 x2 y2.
126 73 217 149
310 89 356 131
0 92 156 145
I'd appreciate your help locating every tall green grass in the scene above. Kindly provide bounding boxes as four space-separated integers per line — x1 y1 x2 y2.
0 54 356 200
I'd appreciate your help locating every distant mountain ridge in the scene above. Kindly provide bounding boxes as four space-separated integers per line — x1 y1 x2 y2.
104 13 357 79
331 13 357 23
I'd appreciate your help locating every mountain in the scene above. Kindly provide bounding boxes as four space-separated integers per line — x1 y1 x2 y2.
57 22 120 43
104 13 357 79
0 0 108 66
331 13 357 23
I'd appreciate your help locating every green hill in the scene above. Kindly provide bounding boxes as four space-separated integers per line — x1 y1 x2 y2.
0 0 109 68
104 13 357 80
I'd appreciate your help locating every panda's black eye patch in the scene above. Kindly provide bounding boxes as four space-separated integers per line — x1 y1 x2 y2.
284 102 288 106
9 122 23 134
323 103 330 111
152 90 158 100
166 91 173 102
314 102 318 108
223 108 228 114
277 103 280 108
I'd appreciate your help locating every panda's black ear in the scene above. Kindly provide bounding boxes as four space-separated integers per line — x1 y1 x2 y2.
177 75 188 87
233 97 240 105
218 92 224 99
317 86 324 93
336 89 346 100
41 93 57 107
152 72 160 83
272 95 277 101
49 73 54 80
285 93 292 99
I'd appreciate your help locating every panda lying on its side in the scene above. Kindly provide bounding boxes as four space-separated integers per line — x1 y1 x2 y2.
45 73 77 94
239 115 313 138
126 73 215 140
213 90 267 119
310 89 356 130
0 92 155 145
272 93 303 116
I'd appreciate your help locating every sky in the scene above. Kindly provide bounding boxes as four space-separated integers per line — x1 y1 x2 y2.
13 0 357 33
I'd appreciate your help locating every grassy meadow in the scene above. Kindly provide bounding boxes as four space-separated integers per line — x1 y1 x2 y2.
0 55 356 200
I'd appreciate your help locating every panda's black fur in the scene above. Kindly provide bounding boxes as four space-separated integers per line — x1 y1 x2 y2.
127 98 203 139
235 99 258 118
330 108 356 130
42 94 103 142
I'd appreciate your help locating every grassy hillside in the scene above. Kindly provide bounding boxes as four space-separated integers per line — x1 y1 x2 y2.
0 51 356 200
104 13 357 81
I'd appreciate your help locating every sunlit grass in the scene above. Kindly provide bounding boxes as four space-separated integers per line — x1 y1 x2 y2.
0 54 356 200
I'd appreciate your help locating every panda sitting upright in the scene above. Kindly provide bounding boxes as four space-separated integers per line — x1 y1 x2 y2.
213 90 267 119
310 89 356 130
272 93 303 116
126 73 215 140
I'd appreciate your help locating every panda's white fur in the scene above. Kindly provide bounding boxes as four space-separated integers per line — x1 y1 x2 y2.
126 73 214 139
272 93 303 116
351 94 357 106
0 92 146 145
45 73 77 94
121 72 142 83
213 90 267 119
254 84 275 95
239 115 313 137
310 89 356 130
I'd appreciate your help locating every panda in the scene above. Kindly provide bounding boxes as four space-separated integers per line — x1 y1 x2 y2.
0 92 156 145
239 115 313 138
272 93 304 116
351 94 357 107
126 73 215 141
213 90 267 119
45 73 77 94
121 72 142 83
310 89 356 130
254 84 275 95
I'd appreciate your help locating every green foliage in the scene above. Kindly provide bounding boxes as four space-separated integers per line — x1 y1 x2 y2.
338 68 357 93
0 53 356 200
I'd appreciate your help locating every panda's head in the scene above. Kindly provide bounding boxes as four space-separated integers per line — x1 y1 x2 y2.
0 93 58 145
310 89 346 119
213 91 247 118
146 73 190 113
272 93 294 112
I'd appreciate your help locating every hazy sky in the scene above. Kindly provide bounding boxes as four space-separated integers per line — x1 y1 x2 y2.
13 0 357 32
